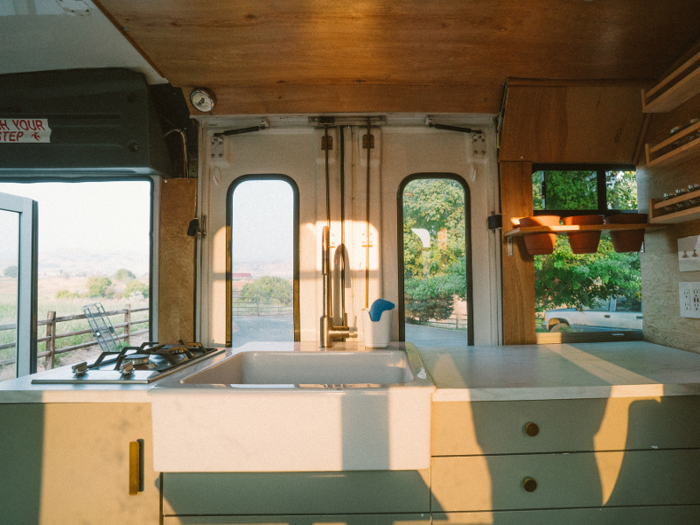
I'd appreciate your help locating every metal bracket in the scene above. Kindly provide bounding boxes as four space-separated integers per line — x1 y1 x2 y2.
322 136 333 150
210 135 224 159
507 237 513 256
472 134 486 157
362 134 374 149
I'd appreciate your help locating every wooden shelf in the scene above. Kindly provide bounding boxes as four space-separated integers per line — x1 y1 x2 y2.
650 190 700 224
645 127 700 168
503 224 663 238
643 49 700 113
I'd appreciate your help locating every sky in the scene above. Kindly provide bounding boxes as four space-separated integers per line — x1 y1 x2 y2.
231 180 294 263
0 181 151 262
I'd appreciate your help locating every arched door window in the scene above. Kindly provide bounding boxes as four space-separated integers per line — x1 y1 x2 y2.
398 175 473 346
227 176 299 346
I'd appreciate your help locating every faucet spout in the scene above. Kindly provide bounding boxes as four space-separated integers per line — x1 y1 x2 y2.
320 226 356 348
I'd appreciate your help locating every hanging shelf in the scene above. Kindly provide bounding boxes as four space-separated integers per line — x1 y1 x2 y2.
503 224 663 238
642 49 700 113
649 188 700 224
644 120 700 168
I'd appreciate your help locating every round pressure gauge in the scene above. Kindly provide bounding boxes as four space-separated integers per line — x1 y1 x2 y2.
190 88 216 113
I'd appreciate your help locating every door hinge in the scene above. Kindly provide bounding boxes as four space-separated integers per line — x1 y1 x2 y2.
362 134 374 149
487 214 502 230
321 136 333 150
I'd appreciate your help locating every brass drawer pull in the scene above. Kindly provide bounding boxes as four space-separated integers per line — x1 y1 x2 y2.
523 477 538 492
129 441 141 496
524 422 539 436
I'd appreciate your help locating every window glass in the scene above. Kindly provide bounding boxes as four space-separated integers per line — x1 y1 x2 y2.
533 169 642 335
402 178 468 347
533 170 598 211
0 181 151 374
606 170 638 210
230 180 294 347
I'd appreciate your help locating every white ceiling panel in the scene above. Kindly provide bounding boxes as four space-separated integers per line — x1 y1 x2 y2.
0 0 167 84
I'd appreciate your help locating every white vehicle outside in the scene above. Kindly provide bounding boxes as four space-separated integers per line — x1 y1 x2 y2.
544 297 642 332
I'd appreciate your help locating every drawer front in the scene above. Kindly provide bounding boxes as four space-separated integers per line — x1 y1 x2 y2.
432 396 700 456
431 450 700 511
433 507 700 524
163 470 430 516
164 514 431 525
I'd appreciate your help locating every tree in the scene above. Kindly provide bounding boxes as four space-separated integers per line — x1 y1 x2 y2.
402 179 467 324
239 276 293 305
125 280 149 299
3 265 18 278
114 268 136 282
87 276 114 298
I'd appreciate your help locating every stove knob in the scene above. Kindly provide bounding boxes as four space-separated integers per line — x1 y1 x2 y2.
120 361 135 377
72 362 88 377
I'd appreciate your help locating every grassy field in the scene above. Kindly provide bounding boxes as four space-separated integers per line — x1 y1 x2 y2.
0 275 149 380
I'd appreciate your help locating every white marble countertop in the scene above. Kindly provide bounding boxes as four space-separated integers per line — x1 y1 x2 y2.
417 341 700 401
3 341 700 404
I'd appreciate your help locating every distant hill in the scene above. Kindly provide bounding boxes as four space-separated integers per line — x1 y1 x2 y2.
36 249 149 277
231 260 293 280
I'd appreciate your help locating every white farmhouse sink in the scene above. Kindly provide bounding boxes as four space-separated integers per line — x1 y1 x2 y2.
148 341 435 473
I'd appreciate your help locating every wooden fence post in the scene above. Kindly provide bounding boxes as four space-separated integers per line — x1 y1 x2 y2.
124 304 131 345
46 311 56 370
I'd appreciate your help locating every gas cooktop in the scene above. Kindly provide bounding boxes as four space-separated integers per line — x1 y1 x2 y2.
31 341 222 385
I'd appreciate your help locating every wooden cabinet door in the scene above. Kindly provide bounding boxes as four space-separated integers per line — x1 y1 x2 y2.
0 403 160 524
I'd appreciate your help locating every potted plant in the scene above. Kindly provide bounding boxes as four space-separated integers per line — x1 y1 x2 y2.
563 215 604 254
518 215 561 255
605 213 649 252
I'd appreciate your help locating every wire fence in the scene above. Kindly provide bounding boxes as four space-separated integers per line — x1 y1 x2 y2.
231 291 293 317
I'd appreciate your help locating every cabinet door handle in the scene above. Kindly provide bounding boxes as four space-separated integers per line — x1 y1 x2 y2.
604 314 611 318
523 477 538 492
524 422 539 436
129 441 141 496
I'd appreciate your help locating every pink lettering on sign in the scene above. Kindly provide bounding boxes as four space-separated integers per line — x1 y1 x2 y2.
0 119 51 142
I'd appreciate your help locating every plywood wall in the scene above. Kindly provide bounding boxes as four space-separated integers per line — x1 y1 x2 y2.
637 92 700 354
500 161 536 345
158 178 196 343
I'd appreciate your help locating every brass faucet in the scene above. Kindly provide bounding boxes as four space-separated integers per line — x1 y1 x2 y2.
320 225 356 348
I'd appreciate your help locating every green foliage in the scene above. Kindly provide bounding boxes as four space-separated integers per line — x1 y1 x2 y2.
402 179 466 323
606 170 638 210
124 280 149 299
535 235 641 312
114 268 136 282
86 276 114 298
55 289 79 299
240 276 293 305
3 265 18 278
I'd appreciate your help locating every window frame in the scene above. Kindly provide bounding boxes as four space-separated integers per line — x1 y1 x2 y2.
0 175 157 373
396 173 474 346
532 163 637 217
530 164 643 344
225 175 300 346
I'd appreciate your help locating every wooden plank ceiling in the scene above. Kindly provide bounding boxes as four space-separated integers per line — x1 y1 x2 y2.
94 0 700 115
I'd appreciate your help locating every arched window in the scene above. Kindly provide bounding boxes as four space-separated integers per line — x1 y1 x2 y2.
227 176 299 346
398 174 473 346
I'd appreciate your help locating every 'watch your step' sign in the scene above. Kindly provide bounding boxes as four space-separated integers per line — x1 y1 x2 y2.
0 119 51 143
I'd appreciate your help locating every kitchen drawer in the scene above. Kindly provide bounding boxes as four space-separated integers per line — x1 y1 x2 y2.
163 470 430 516
163 514 431 525
431 449 700 511
432 396 700 456
433 507 700 524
